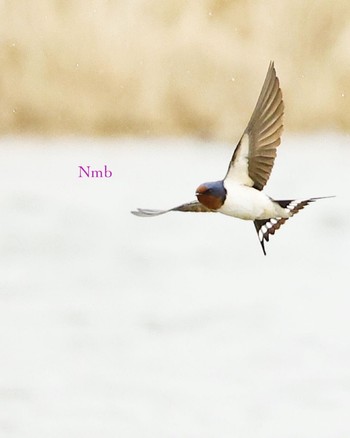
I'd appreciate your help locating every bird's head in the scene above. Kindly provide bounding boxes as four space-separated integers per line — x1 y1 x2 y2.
195 180 226 210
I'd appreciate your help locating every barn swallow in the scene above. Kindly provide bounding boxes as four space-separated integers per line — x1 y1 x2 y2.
131 62 332 255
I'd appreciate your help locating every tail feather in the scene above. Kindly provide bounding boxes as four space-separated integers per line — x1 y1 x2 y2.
254 196 333 255
254 216 288 255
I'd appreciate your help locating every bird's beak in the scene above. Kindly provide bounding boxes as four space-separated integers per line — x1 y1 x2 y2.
196 184 207 196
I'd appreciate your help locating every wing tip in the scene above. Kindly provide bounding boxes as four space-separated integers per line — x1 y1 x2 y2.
131 209 146 217
131 208 166 217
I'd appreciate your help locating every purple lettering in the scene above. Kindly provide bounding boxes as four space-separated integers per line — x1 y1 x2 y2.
91 170 103 178
104 165 112 178
79 165 90 177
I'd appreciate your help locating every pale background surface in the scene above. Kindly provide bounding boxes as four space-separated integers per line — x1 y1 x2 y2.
0 134 349 437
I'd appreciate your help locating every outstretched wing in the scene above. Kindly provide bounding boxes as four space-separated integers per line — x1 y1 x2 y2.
131 201 215 217
225 61 284 190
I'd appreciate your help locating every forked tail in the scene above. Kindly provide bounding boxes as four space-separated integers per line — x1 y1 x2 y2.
254 196 334 255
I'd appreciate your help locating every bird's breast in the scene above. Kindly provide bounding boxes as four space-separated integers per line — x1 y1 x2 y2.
219 183 278 220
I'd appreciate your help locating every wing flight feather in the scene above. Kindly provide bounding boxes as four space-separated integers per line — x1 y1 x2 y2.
131 201 215 217
225 62 284 190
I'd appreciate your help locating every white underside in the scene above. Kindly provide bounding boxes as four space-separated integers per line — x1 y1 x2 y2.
219 181 290 220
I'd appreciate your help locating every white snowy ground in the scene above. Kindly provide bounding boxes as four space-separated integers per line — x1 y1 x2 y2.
0 133 349 438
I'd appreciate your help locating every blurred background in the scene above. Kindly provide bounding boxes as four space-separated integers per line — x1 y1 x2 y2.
1 0 350 138
0 1 350 438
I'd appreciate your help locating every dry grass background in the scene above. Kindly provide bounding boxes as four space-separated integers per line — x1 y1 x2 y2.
0 0 349 139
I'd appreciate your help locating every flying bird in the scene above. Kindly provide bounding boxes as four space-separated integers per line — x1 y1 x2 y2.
132 62 331 255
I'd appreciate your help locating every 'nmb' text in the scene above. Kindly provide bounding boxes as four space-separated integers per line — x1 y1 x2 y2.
79 165 112 178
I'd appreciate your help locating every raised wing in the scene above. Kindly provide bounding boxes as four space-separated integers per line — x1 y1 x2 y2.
225 62 284 190
131 201 215 217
